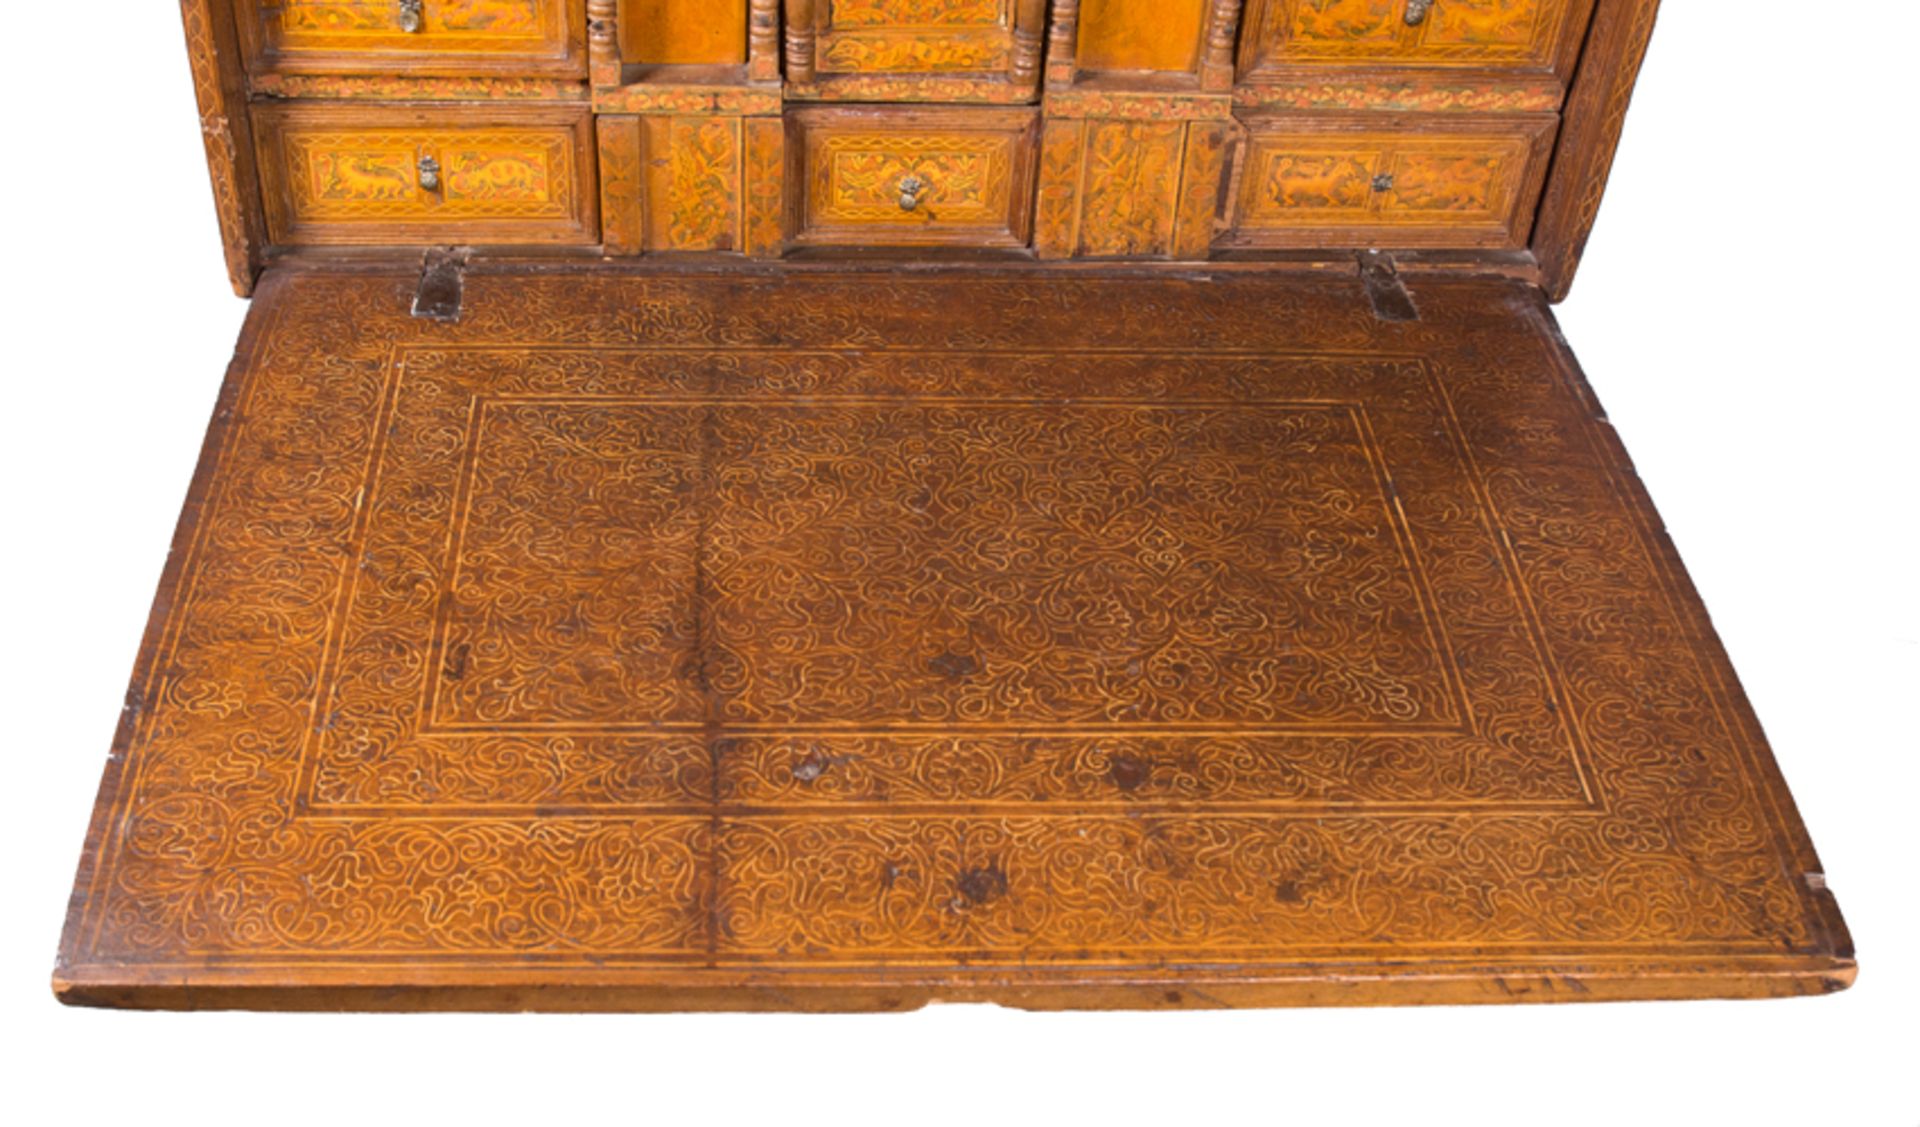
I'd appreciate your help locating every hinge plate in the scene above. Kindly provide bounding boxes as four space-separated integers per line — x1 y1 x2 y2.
411 247 470 322
1357 250 1419 322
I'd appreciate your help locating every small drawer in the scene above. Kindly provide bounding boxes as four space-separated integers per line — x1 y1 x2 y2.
255 104 598 246
236 0 585 77
1219 113 1555 250
1238 0 1592 77
790 107 1039 249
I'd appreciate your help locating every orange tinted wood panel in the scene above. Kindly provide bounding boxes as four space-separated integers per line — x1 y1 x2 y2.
641 114 744 251
619 0 748 65
237 0 586 76
255 105 598 245
1076 0 1206 73
792 107 1038 247
816 0 1012 74
1239 0 1590 76
1224 114 1555 249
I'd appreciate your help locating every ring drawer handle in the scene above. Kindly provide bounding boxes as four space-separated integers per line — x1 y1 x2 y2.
398 0 425 33
418 154 441 192
1405 0 1432 25
898 175 927 212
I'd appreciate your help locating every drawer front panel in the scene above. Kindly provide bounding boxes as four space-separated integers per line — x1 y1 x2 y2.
1240 0 1589 74
257 106 597 245
793 108 1039 247
239 0 584 76
1222 115 1555 249
819 0 1013 74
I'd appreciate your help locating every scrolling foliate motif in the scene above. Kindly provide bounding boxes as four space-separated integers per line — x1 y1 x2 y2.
830 0 1006 27
818 134 1010 224
181 0 260 295
666 118 740 250
278 0 545 38
1238 131 1530 231
815 0 1014 75
64 271 1834 979
742 118 787 256
285 130 573 219
1075 121 1184 257
820 33 1009 73
1032 118 1084 257
1247 0 1573 68
252 74 587 101
597 117 644 254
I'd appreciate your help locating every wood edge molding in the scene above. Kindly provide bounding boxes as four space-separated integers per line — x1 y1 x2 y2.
52 951 1859 1011
1531 0 1663 302
180 0 266 297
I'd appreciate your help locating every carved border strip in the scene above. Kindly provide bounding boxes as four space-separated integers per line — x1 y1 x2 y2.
594 84 785 115
1235 80 1564 115
253 74 589 102
1531 0 1664 299
179 0 265 296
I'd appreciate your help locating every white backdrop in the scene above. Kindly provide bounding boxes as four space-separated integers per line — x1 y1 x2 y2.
3 4 1912 1124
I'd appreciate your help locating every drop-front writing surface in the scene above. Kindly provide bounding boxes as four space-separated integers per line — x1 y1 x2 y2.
53 266 1854 1010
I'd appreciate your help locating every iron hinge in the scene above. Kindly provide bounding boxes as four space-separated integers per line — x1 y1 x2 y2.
1357 250 1419 322
411 247 470 322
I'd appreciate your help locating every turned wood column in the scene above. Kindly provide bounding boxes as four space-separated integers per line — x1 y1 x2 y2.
1045 0 1080 89
748 0 782 81
587 0 619 86
1200 0 1242 91
783 0 816 84
1011 0 1048 87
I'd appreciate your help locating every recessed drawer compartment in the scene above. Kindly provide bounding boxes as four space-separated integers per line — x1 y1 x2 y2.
1219 114 1556 250
789 107 1040 249
234 0 585 77
255 104 598 246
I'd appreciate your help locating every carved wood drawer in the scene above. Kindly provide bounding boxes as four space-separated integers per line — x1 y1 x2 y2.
235 0 585 77
783 0 1049 99
1219 113 1556 250
789 106 1039 249
1238 0 1593 78
255 104 598 246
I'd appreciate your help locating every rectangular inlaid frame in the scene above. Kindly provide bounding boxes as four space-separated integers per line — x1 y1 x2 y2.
290 342 1602 818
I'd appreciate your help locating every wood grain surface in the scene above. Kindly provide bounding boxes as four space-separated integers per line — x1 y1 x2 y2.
54 265 1853 1010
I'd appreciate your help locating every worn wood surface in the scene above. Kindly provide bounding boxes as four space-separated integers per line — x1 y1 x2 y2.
55 265 1853 1010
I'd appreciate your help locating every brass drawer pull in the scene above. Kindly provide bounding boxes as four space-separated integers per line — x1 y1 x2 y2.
898 175 927 212
418 153 441 192
1405 0 1432 26
398 0 425 33
1371 172 1395 192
